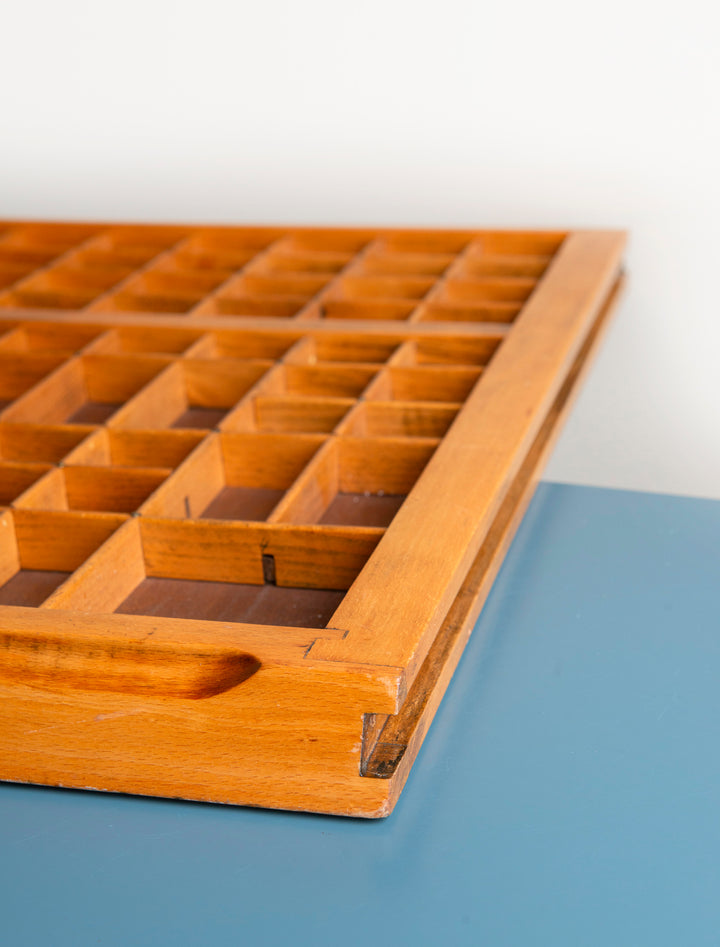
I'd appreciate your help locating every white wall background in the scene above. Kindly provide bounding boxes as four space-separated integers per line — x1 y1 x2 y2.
1 0 718 499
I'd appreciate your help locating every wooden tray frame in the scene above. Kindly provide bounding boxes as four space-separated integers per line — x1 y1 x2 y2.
0 222 625 817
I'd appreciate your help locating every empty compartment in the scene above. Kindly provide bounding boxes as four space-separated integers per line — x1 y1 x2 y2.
334 275 435 302
240 395 355 434
172 228 279 272
259 248 352 275
377 231 471 254
0 287 98 311
64 428 204 469
409 336 503 366
239 273 331 299
320 299 418 321
141 432 324 521
1 354 170 426
440 277 537 304
0 261 33 289
284 334 399 365
0 322 102 354
87 227 186 264
0 352 67 409
89 289 203 315
418 300 523 323
279 364 377 398
273 436 437 527
341 402 459 439
45 518 382 628
0 461 52 505
0 423 94 463
365 366 481 403
110 359 271 431
15 464 170 514
4 267 120 310
473 230 566 256
0 507 124 607
281 231 371 254
193 329 299 361
357 250 454 277
85 325 204 356
458 252 552 279
199 292 310 318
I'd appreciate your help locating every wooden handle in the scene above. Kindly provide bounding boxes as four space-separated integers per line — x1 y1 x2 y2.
0 631 260 699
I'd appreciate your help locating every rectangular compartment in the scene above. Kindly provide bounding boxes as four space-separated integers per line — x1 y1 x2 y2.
439 277 537 304
235 395 355 434
0 508 124 606
259 248 353 276
15 465 170 514
141 432 325 521
44 518 382 628
284 334 399 365
198 291 310 318
458 252 552 279
320 299 418 321
407 336 503 366
0 322 102 354
0 461 52 506
63 428 204 469
273 436 437 527
376 231 471 254
340 402 459 439
1 266 122 310
356 249 455 277
191 329 299 361
417 300 523 323
365 366 482 403
2 355 170 425
0 423 94 464
171 229 279 272
333 275 435 302
0 352 67 409
110 359 271 430
85 325 205 356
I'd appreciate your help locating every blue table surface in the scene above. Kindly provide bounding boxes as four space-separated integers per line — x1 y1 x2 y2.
3 482 720 946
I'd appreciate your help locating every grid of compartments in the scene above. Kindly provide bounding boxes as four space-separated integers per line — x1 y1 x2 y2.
0 316 503 629
0 223 564 324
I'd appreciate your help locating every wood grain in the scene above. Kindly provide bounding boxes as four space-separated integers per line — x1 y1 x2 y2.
0 220 625 816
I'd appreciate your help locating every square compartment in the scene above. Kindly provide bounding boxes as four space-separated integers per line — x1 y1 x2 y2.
284 334 399 365
340 402 459 439
334 275 435 301
365 366 482 403
0 508 124 607
15 465 170 514
1 354 170 426
141 432 325 521
273 436 437 527
235 395 355 434
440 277 537 305
64 428 205 469
85 326 204 357
0 424 95 464
110 359 271 431
0 351 67 409
357 250 455 277
0 461 52 506
0 322 103 355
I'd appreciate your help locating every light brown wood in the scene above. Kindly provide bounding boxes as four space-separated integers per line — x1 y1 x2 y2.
0 220 625 817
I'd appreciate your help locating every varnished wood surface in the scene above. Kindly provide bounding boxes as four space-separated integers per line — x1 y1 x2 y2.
0 221 625 816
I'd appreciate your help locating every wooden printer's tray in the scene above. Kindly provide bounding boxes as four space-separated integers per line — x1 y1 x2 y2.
0 222 625 817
